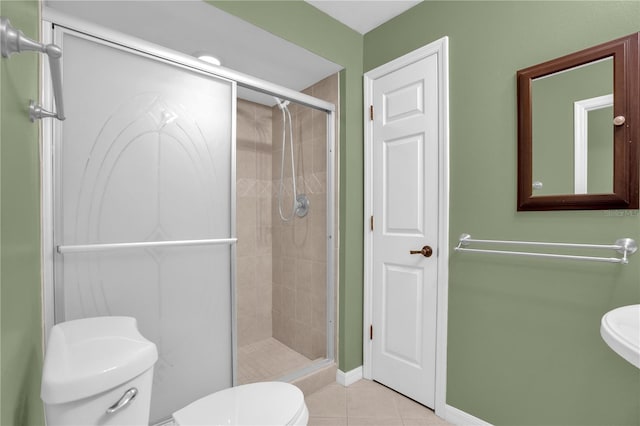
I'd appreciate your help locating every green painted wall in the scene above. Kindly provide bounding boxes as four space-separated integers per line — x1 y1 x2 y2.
0 0 45 425
2 1 639 424
210 0 365 371
365 2 639 425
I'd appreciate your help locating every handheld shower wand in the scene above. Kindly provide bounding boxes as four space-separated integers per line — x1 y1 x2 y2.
275 97 309 221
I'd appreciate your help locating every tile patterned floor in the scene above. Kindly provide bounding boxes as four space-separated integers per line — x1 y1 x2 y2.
305 379 453 426
238 337 315 384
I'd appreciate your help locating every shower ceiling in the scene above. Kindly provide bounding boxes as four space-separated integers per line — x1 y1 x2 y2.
44 0 342 106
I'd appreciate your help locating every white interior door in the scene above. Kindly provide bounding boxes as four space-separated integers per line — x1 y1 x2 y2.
51 27 235 424
370 53 440 408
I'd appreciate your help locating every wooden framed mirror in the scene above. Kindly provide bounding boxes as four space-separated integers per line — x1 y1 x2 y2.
517 32 639 211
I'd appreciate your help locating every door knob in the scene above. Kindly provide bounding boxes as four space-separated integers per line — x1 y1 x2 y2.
613 115 626 126
410 245 433 257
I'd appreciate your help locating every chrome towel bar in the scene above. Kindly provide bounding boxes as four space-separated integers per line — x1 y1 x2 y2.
57 238 237 254
1 17 65 121
454 233 637 264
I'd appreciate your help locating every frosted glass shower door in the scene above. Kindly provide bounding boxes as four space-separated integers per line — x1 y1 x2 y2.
52 28 235 423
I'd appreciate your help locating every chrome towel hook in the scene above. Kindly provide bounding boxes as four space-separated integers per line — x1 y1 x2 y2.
1 17 65 121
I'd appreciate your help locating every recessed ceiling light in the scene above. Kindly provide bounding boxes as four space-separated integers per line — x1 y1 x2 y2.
195 52 221 66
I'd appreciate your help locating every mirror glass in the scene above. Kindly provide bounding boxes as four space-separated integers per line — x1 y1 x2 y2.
531 57 613 196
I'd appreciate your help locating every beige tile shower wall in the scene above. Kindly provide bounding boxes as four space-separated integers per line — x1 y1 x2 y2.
237 99 273 347
272 73 339 360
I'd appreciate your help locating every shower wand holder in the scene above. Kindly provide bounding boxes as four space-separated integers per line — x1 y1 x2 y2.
295 194 310 218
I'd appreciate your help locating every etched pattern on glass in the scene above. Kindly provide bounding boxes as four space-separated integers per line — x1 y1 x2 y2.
55 32 233 423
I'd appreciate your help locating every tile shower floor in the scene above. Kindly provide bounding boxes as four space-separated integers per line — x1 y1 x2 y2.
238 337 317 384
305 379 453 426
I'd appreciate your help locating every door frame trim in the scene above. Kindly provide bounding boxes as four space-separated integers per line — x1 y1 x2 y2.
363 36 449 415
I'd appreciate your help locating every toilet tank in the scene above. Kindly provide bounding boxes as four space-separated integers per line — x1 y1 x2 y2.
41 317 158 426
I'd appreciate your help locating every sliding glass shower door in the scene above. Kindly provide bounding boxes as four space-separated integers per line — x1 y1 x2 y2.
51 27 235 423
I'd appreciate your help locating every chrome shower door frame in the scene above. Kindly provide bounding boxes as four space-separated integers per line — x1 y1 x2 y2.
40 7 337 390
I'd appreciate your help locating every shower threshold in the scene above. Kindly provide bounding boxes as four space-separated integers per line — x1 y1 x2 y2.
237 337 325 385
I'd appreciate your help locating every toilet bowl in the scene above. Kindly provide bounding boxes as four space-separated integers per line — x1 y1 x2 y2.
173 381 309 426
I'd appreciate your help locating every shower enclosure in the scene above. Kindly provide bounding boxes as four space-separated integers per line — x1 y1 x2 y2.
235 77 338 384
41 16 336 425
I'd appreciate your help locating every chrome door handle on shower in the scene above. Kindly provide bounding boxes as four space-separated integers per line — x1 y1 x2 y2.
410 245 433 257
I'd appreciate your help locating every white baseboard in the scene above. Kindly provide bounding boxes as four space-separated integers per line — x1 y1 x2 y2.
444 404 492 426
336 366 363 386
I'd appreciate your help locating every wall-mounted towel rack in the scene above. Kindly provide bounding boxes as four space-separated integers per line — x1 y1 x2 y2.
1 17 65 121
455 233 637 264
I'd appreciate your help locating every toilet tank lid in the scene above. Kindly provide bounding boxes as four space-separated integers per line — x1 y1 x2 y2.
41 316 158 404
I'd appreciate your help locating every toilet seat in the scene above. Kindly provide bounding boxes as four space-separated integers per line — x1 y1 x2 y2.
172 382 309 426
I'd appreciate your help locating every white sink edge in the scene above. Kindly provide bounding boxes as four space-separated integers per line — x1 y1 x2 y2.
600 305 640 369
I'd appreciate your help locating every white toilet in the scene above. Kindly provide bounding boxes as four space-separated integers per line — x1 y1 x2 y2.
172 381 308 426
41 317 158 426
41 317 309 426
